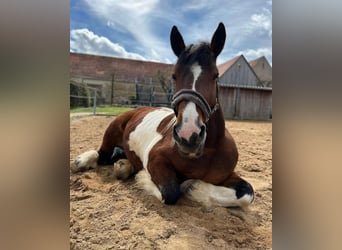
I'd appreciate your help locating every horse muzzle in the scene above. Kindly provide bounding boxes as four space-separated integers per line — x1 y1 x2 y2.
173 123 206 158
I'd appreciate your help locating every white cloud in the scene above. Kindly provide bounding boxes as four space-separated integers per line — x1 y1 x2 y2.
181 0 211 11
248 7 272 37
82 0 166 60
71 0 272 64
70 28 147 61
113 0 159 15
235 47 272 61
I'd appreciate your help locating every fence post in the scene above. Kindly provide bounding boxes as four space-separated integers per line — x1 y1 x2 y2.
149 78 153 106
170 79 174 104
111 73 114 106
135 78 138 105
93 89 97 115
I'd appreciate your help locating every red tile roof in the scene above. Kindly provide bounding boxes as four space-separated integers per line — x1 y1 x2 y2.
248 56 266 68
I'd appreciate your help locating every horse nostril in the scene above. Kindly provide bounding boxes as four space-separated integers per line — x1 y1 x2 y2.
199 124 206 139
188 132 199 146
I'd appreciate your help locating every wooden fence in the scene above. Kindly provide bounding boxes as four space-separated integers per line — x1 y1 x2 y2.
70 77 174 107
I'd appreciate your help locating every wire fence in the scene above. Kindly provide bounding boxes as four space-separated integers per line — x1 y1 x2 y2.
70 75 272 120
70 76 175 114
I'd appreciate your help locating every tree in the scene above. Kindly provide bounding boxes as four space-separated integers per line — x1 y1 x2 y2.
154 70 174 102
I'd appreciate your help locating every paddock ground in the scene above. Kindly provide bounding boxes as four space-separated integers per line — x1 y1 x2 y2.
70 115 272 249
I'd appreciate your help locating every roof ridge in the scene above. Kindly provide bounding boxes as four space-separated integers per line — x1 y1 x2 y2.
217 55 242 76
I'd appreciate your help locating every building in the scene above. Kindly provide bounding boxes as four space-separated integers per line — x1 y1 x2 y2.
218 55 262 87
217 55 272 120
70 52 272 120
70 53 174 105
249 56 272 87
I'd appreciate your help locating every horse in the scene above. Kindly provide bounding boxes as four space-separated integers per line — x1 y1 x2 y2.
72 22 254 207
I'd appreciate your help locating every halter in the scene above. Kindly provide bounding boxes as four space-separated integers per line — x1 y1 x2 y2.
171 81 220 123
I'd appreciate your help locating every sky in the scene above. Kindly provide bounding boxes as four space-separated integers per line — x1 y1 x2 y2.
70 0 272 66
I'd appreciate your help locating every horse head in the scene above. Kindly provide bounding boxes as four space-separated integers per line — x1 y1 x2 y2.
170 22 226 158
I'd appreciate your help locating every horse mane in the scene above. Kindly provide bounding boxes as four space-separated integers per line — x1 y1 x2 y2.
177 42 214 67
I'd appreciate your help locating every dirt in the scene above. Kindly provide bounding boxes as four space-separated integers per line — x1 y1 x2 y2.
70 115 272 249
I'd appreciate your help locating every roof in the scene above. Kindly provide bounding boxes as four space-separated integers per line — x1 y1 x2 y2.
249 56 272 69
217 55 241 77
218 54 263 86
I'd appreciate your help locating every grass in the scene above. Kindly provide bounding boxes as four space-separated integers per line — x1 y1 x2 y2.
70 106 134 115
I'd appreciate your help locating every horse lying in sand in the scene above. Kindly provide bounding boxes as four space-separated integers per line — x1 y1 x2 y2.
72 23 254 207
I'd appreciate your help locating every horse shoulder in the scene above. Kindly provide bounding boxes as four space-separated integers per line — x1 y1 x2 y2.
212 129 238 169
125 107 174 169
202 130 238 182
223 128 239 160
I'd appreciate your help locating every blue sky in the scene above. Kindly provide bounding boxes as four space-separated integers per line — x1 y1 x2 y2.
70 0 272 65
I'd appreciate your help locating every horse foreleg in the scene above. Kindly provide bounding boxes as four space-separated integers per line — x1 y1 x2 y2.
181 172 254 207
71 146 127 173
72 113 132 173
136 159 181 205
97 116 128 165
71 149 99 173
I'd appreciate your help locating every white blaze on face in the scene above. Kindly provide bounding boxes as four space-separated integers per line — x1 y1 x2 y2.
177 102 201 141
191 63 202 91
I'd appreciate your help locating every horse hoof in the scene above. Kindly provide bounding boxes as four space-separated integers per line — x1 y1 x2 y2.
71 150 99 173
233 180 255 206
113 159 133 180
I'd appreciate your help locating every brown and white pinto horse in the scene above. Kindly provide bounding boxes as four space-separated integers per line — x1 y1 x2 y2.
72 23 254 207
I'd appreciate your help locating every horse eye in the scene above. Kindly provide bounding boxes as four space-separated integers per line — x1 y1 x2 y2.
172 74 176 80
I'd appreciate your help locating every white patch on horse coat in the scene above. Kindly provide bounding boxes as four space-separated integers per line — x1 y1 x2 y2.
128 108 173 202
177 102 201 141
128 107 173 168
181 179 253 207
72 150 99 172
135 169 163 202
191 63 202 91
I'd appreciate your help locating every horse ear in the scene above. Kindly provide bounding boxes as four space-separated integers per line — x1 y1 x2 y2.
170 26 186 57
211 22 226 58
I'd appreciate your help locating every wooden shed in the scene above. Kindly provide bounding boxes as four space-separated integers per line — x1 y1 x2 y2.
217 55 272 120
249 56 272 87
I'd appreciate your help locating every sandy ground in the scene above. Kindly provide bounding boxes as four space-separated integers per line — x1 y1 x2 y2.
70 114 272 249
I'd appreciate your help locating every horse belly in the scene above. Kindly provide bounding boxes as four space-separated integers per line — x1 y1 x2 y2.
127 107 174 169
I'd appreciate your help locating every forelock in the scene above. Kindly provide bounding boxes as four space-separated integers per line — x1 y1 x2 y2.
177 42 214 67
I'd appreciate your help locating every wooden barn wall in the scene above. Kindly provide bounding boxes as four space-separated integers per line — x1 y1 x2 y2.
219 57 260 87
218 87 236 118
251 58 272 85
219 86 272 120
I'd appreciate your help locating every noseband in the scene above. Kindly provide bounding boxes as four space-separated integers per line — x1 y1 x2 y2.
171 83 220 123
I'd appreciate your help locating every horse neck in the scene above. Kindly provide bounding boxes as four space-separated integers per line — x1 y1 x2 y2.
205 107 226 144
